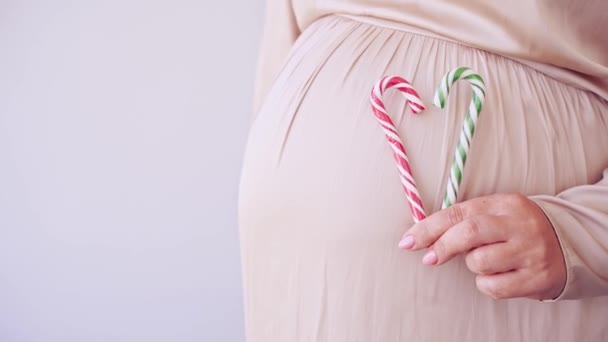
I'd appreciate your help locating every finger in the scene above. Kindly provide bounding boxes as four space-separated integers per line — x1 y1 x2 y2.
398 203 469 250
475 270 535 300
399 196 495 251
475 271 520 299
423 215 508 265
465 242 520 275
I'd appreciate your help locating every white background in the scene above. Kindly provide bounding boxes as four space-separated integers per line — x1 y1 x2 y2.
0 1 263 341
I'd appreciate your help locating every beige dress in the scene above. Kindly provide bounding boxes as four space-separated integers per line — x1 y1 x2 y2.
239 1 608 341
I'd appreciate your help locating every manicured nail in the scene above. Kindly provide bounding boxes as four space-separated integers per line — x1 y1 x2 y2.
398 235 415 249
422 250 438 265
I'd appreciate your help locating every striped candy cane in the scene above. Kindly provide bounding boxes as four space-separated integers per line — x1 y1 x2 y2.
433 67 486 209
370 76 427 223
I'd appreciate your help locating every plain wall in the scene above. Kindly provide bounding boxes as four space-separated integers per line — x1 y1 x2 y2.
0 1 263 341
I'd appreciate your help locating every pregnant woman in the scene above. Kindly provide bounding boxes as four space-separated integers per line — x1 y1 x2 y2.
239 1 608 341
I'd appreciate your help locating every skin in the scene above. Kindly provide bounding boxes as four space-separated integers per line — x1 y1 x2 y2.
398 193 567 300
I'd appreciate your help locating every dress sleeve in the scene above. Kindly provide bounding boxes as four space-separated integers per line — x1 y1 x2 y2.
252 0 301 120
530 168 608 300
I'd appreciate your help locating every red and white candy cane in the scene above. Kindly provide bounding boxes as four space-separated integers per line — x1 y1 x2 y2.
370 76 426 222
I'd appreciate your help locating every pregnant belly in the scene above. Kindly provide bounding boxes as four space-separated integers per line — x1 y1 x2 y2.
238 15 608 342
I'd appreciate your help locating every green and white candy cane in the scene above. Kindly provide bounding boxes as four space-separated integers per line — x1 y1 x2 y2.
433 67 486 209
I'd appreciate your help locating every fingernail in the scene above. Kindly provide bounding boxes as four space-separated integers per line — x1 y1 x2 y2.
398 235 415 249
422 250 438 265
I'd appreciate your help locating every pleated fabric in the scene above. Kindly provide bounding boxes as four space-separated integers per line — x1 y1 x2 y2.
239 13 608 342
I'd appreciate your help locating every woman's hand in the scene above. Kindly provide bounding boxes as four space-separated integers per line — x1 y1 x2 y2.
398 193 567 300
